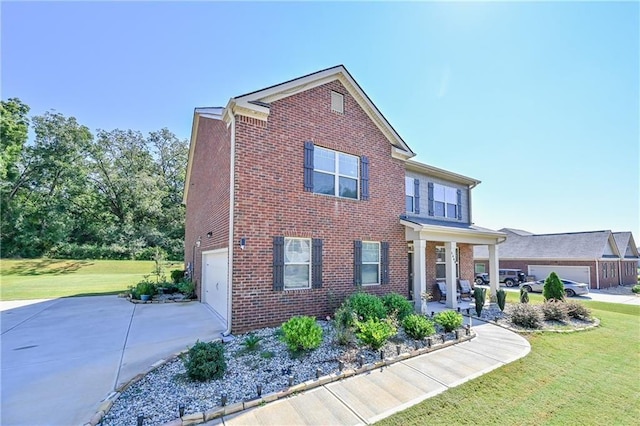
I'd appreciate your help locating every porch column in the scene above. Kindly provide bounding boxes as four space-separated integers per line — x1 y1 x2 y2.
445 241 458 309
489 243 499 304
412 240 427 313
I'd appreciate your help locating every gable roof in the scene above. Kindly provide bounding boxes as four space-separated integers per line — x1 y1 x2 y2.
474 229 624 260
223 65 415 159
613 232 640 258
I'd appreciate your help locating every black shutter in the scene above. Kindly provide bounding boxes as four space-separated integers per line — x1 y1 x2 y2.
427 182 434 216
273 237 285 291
354 240 362 286
304 141 314 192
414 179 420 215
457 189 462 220
381 242 390 284
312 238 323 289
360 156 369 201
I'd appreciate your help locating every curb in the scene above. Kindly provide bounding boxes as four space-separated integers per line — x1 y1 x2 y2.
86 330 476 426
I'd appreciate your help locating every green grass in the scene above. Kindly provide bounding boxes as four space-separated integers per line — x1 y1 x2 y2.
377 300 640 425
0 258 183 300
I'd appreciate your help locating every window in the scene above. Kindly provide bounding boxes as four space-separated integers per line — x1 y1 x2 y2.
331 91 344 113
406 177 415 212
611 263 616 278
433 184 458 218
273 237 322 290
361 242 380 285
475 263 486 274
354 240 389 286
435 246 459 280
602 263 607 279
312 146 359 199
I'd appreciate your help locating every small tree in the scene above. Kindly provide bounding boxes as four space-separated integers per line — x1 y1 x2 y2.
543 272 565 301
520 287 529 304
496 289 506 312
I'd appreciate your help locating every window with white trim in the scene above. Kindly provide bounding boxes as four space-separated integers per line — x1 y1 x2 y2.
313 146 359 199
361 241 380 285
405 177 415 212
434 184 458 218
284 238 311 289
435 246 460 279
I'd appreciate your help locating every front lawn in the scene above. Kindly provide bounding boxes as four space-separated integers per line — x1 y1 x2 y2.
0 259 183 300
376 300 640 425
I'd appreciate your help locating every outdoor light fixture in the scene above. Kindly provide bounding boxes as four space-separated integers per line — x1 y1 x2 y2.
178 404 185 417
137 414 144 426
466 324 471 336
427 337 432 348
195 236 201 248
206 231 213 238
288 375 294 386
240 237 246 250
221 393 227 406
455 330 460 340
396 344 401 356
256 384 262 397
358 355 365 367
316 367 322 379
338 360 344 372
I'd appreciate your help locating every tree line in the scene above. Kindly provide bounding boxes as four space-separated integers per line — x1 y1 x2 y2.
1 98 188 260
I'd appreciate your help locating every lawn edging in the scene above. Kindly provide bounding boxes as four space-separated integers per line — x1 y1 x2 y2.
85 327 477 426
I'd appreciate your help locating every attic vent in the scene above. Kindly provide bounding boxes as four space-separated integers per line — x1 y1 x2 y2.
331 91 344 114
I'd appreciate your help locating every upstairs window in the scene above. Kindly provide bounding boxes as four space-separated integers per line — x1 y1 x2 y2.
405 177 420 214
312 146 359 199
428 182 461 220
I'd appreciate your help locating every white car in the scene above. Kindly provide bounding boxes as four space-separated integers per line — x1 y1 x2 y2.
520 279 589 297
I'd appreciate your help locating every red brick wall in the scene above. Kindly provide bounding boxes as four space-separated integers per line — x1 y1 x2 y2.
229 80 408 332
621 260 639 285
184 117 231 298
424 242 474 296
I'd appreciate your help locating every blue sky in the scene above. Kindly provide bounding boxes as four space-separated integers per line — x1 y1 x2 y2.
2 1 639 239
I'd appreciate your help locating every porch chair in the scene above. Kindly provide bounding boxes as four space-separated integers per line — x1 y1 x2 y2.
458 279 474 301
436 280 461 303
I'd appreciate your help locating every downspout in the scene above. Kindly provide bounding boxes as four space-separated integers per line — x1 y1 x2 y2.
618 259 622 286
223 113 236 337
595 259 600 290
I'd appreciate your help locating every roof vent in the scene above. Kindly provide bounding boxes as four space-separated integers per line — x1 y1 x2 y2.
331 91 344 114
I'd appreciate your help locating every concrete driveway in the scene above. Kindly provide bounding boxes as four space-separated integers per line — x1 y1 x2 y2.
1 296 225 426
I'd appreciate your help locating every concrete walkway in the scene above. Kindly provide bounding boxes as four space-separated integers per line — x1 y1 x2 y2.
206 318 530 426
1 296 225 426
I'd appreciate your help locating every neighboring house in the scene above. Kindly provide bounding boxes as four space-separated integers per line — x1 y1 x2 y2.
474 228 639 289
184 65 505 333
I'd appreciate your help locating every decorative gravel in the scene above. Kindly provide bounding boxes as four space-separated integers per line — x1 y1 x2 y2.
102 319 458 426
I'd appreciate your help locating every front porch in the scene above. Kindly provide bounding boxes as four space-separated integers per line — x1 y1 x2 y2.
402 217 507 312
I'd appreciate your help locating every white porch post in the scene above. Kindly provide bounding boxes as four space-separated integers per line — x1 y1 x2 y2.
412 240 427 313
445 241 458 309
489 243 499 304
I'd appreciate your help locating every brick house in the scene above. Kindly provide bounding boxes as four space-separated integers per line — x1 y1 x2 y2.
473 228 639 289
184 66 505 333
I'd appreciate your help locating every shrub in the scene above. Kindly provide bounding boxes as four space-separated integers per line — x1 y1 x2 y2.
543 272 565 301
347 292 387 321
474 287 486 316
177 279 195 298
496 289 506 312
355 318 397 350
184 340 226 381
541 299 569 322
130 278 157 299
632 285 640 294
170 269 185 284
334 302 356 329
434 310 463 332
381 293 414 321
280 316 323 352
520 287 530 304
510 303 543 328
565 301 592 320
402 314 436 340
242 334 262 351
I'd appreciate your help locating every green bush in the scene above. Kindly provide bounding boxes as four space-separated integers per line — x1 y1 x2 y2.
632 285 640 294
170 269 185 284
355 318 397 350
510 303 543 328
497 289 506 312
381 293 414 321
520 287 530 304
280 316 323 352
242 334 262 351
130 278 157 299
402 314 436 340
541 299 569 322
543 272 565 301
565 301 592 320
177 279 195 298
184 340 227 381
434 310 463 332
347 292 387 321
474 287 486 316
334 302 356 329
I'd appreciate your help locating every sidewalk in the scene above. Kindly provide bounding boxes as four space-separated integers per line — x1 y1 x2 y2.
205 317 530 425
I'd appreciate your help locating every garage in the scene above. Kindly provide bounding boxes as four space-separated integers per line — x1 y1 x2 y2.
201 249 229 325
528 265 591 285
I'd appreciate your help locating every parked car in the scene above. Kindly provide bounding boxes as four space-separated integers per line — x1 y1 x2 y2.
474 269 526 287
520 279 589 297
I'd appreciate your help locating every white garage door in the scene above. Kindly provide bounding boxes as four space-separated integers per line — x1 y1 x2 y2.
528 265 591 285
202 249 229 324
